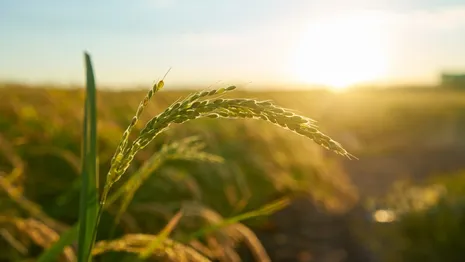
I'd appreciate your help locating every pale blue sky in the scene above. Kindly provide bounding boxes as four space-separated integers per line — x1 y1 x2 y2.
1 0 465 88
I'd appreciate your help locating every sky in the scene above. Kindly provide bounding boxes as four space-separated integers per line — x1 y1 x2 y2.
1 0 465 89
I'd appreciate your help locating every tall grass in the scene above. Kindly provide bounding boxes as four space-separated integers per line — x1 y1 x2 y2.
6 71 465 260
30 52 353 261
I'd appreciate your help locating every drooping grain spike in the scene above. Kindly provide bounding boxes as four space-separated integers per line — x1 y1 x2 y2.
103 86 355 207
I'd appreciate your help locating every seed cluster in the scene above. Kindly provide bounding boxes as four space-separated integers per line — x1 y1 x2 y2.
103 84 355 207
92 234 209 262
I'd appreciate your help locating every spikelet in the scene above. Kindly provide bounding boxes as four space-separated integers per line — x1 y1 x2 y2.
0 175 68 232
181 202 272 262
104 77 168 205
106 136 223 227
92 234 210 262
2 217 75 262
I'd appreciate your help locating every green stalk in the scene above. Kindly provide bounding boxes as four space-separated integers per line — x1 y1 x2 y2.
77 52 99 262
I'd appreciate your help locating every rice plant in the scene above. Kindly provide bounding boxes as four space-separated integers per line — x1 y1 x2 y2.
33 52 355 262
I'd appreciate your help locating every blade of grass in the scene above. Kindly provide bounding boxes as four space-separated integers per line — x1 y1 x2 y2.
36 224 79 262
77 52 99 262
187 197 290 241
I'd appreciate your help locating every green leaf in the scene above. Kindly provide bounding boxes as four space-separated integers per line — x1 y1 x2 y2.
187 197 290 240
77 52 99 262
36 52 99 262
36 224 79 262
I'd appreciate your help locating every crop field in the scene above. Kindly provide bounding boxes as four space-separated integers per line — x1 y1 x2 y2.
2 82 465 261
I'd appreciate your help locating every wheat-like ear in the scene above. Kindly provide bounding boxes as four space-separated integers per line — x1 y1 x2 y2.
0 216 75 262
0 174 68 233
106 136 223 228
0 134 25 184
102 85 355 205
111 78 166 167
180 201 273 262
92 234 210 262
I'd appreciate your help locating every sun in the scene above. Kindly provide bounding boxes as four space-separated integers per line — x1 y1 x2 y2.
290 12 390 90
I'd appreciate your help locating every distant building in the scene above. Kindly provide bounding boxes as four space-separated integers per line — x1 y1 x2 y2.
441 73 465 88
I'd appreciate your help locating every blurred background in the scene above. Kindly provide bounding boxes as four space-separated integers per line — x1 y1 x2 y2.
1 1 465 261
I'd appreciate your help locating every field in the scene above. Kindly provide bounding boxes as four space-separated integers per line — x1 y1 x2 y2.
2 83 465 261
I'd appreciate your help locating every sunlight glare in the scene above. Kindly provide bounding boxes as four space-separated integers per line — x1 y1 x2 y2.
291 12 390 90
373 209 396 223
